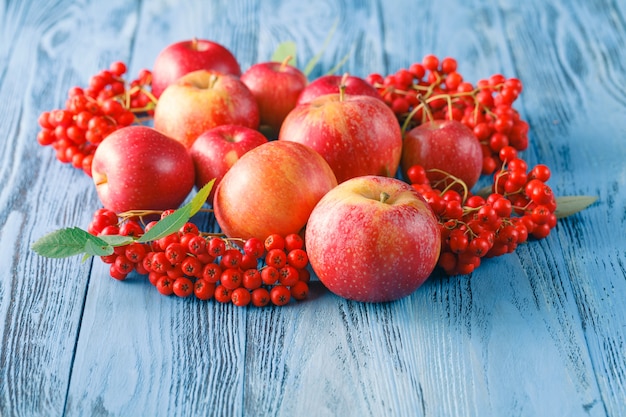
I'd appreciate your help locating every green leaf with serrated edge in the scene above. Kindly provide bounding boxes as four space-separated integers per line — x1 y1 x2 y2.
137 180 214 243
84 237 115 257
271 41 297 65
31 227 109 259
98 234 135 247
303 18 339 76
554 196 598 219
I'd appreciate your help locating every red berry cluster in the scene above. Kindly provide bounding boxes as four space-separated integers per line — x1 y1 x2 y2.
366 54 528 175
36 61 155 176
407 160 557 276
87 208 310 307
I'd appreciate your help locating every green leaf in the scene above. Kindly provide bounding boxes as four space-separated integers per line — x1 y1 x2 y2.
303 18 339 76
554 195 598 219
189 179 215 216
137 180 214 243
98 234 135 247
31 227 110 259
84 237 115 257
271 41 297 65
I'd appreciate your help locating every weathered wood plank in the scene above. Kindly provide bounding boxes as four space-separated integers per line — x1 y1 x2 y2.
0 1 140 416
500 1 626 415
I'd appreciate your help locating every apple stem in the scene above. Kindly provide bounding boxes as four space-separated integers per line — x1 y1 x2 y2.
280 55 293 70
209 73 219 88
339 72 349 101
379 191 390 204
191 37 198 51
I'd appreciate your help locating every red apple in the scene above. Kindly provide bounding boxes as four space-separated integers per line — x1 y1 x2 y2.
401 119 483 190
91 126 195 213
278 92 402 183
296 73 381 106
151 38 241 98
214 141 337 241
240 59 308 138
153 70 260 149
305 175 441 303
189 124 268 202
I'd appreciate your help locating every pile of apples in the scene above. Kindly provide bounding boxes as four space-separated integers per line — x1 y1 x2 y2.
59 39 511 303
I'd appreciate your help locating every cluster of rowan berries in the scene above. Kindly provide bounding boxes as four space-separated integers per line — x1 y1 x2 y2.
407 159 557 275
87 208 310 306
367 54 528 176
36 61 154 176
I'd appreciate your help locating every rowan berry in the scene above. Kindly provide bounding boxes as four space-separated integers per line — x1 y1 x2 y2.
231 288 251 307
202 263 222 283
287 249 309 270
270 285 291 306
279 265 299 286
194 279 216 300
290 281 310 301
243 237 265 258
532 223 551 239
119 220 143 237
166 263 184 279
264 234 285 251
449 230 469 254
214 285 232 303
157 233 179 251
261 266 279 285
529 164 551 182
220 268 243 290
243 269 262 290
208 237 226 257
181 256 203 278
151 252 172 274
266 248 287 269
165 243 187 265
156 276 174 296
240 253 259 270
284 233 304 252
407 165 428 185
251 288 271 307
148 271 163 286
220 249 243 270
125 242 146 263
173 277 194 297
179 222 199 235
468 236 491 257
187 235 207 255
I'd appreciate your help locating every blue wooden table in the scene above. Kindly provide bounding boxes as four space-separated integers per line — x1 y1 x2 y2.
1 0 626 416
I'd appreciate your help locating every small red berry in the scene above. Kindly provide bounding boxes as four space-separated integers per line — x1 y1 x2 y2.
270 285 291 306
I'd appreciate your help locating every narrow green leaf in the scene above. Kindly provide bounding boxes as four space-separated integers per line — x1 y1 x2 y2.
189 179 215 216
137 205 192 243
271 41 297 65
303 18 339 76
31 227 108 259
554 195 598 219
98 234 135 247
137 180 213 243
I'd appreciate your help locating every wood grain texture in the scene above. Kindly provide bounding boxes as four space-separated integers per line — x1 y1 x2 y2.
0 0 625 416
